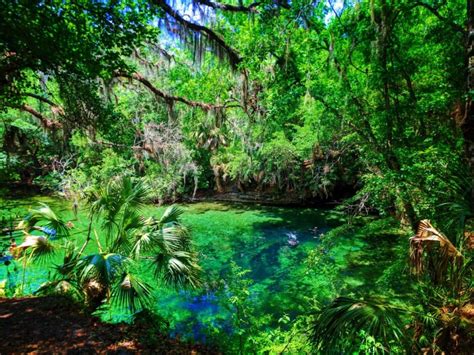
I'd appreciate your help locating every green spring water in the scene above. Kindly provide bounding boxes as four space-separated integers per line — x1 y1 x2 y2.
0 193 408 342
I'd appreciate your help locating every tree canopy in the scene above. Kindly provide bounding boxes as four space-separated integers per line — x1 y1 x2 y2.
0 0 473 352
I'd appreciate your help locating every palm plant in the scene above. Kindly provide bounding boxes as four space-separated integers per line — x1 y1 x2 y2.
192 119 228 151
409 219 463 287
310 296 406 353
310 218 473 353
16 175 200 314
14 204 69 293
408 219 473 353
17 204 70 238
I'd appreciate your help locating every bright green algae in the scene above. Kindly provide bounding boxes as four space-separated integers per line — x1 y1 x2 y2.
0 194 408 342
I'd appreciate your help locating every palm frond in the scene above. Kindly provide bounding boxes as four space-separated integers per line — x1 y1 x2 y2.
132 215 189 259
87 176 151 252
120 176 150 208
159 205 184 225
131 231 156 259
419 312 438 328
18 204 69 238
160 225 191 252
92 176 149 217
55 241 80 276
122 210 145 232
410 220 463 279
76 253 129 287
311 296 406 352
111 272 153 313
153 250 201 289
18 235 56 264
79 176 200 307
108 231 133 255
150 206 199 287
86 185 112 218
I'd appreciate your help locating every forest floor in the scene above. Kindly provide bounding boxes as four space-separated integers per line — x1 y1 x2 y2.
0 296 217 354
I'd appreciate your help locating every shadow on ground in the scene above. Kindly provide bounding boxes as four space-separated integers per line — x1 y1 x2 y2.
0 296 217 354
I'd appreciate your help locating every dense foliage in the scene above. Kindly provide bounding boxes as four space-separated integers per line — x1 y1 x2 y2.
7 176 200 314
0 0 473 353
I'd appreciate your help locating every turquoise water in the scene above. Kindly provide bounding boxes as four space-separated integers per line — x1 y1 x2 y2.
0 194 405 343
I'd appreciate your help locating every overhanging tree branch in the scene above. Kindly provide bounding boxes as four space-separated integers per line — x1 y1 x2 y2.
411 1 465 34
196 0 260 13
22 93 57 107
152 0 242 66
21 93 65 116
19 104 62 129
115 71 227 110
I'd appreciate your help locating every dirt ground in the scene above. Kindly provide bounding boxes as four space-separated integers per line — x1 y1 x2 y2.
0 296 216 354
